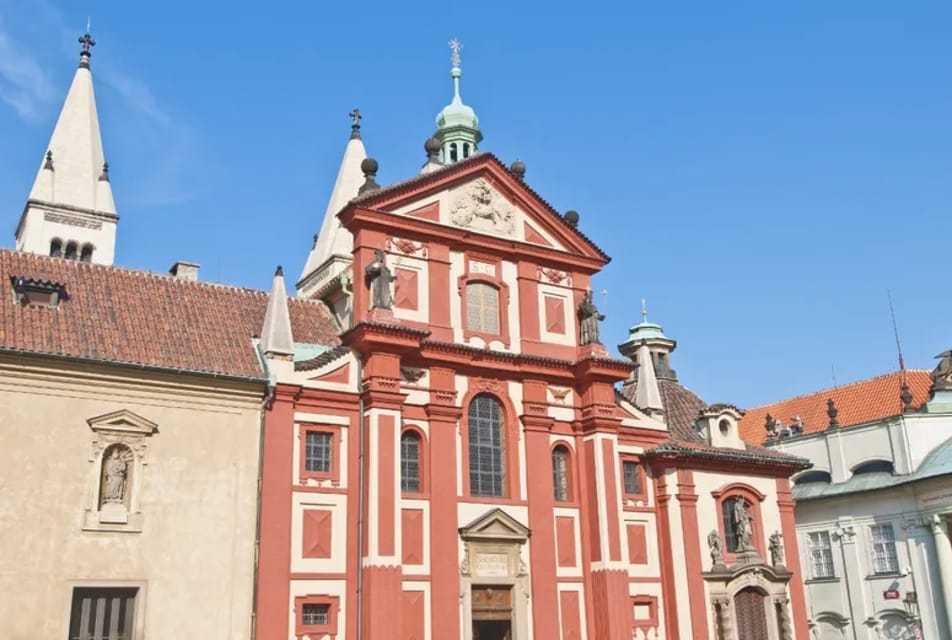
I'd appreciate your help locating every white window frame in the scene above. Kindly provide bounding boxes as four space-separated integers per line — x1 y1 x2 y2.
807 530 835 579
869 523 900 575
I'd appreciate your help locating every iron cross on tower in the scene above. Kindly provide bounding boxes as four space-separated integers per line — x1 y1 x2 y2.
449 38 462 68
79 31 96 55
349 108 362 126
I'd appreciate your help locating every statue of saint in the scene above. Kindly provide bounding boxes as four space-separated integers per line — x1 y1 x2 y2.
708 529 724 567
578 290 605 346
769 531 785 566
365 248 396 310
103 449 127 503
733 499 754 550
932 350 952 391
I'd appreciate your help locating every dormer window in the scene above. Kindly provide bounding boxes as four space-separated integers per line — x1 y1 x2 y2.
11 277 67 308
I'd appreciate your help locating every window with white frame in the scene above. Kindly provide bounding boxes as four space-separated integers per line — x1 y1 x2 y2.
465 281 500 334
870 524 900 574
69 587 138 640
808 531 835 579
305 431 332 473
302 603 330 626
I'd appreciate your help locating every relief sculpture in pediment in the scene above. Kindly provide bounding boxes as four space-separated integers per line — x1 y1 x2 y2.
450 178 516 237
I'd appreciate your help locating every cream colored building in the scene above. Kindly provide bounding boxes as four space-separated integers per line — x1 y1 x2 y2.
0 33 338 640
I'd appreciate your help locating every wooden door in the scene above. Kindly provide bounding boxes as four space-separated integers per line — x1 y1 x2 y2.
734 587 768 640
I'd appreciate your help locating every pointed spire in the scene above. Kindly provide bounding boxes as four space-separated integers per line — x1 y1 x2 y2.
635 342 664 414
16 30 118 265
261 266 295 358
297 113 369 295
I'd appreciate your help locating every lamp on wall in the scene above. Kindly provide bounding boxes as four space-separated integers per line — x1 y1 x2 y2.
903 591 919 621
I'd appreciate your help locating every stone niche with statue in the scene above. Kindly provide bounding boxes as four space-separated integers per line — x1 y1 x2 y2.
458 508 531 640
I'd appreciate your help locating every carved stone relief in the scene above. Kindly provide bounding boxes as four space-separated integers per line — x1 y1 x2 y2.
449 178 516 237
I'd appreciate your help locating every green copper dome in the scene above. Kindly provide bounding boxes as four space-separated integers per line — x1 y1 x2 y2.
437 68 479 130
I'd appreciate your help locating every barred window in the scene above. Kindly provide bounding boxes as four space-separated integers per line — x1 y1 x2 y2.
808 531 835 579
622 460 642 495
301 603 330 626
305 431 332 473
552 446 570 502
870 524 900 574
466 282 500 334
401 430 421 493
468 395 505 497
68 587 138 640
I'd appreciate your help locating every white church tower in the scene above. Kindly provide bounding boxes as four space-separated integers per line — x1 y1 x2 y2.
15 31 119 265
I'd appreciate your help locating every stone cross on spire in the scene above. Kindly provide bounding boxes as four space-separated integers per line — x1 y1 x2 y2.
449 38 462 68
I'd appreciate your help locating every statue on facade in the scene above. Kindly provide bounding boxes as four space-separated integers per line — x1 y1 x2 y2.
769 531 785 566
708 529 724 567
103 448 127 503
365 248 396 310
932 349 952 391
578 289 605 345
733 499 754 550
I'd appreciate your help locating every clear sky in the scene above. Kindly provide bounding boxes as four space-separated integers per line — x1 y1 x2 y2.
0 0 949 408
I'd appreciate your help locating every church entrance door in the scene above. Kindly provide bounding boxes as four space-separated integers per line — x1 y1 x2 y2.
734 587 768 640
472 585 512 640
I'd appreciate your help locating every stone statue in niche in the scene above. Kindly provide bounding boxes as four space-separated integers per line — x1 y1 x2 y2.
769 531 785 566
577 289 605 345
103 448 128 503
932 349 952 391
449 179 515 237
365 248 396 310
733 499 754 550
708 529 724 567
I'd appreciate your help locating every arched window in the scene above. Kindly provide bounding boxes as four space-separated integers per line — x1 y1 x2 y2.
450 142 459 163
468 395 505 497
80 244 94 262
852 460 894 476
49 239 63 257
794 470 832 485
552 445 571 502
465 282 500 334
463 142 471 158
401 430 421 493
65 242 78 260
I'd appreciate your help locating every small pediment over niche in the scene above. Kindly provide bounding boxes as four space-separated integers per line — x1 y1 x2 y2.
87 409 159 437
459 508 530 542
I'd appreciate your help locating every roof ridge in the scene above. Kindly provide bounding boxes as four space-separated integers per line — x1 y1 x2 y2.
743 369 930 411
1 248 330 304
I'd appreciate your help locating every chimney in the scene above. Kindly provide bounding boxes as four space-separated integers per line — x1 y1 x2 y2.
169 261 200 281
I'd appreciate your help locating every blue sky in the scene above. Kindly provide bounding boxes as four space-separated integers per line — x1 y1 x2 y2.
0 0 949 408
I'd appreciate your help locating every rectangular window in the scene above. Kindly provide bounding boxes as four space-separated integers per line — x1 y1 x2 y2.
808 531 835 579
622 460 642 496
466 282 500 334
305 431 332 474
302 603 330 626
870 524 900 574
68 587 138 640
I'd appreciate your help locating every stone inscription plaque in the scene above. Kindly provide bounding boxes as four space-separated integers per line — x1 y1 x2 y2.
474 553 509 577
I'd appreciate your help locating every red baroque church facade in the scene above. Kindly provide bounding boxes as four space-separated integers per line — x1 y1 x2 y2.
254 150 812 639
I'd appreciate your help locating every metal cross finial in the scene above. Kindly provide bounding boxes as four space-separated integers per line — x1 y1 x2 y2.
349 108 362 126
641 298 648 322
79 31 96 55
449 38 462 68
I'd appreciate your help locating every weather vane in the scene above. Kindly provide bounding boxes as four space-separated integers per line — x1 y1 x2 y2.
449 38 462 68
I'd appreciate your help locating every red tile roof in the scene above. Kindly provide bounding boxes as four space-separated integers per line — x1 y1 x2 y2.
0 250 339 380
738 370 933 445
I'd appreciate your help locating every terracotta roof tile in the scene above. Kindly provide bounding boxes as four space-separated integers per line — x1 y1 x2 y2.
0 250 339 379
738 370 933 445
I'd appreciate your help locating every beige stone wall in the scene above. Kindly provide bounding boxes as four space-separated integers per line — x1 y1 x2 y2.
0 354 263 639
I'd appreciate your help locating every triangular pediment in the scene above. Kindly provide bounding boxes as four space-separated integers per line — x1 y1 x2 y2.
87 409 158 437
459 508 530 542
351 154 608 263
